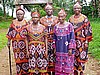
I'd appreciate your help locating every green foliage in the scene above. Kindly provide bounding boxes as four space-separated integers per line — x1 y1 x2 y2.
0 8 4 16
25 5 46 17
82 6 92 17
39 9 46 17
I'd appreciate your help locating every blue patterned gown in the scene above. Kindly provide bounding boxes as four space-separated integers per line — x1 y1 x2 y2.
54 22 76 75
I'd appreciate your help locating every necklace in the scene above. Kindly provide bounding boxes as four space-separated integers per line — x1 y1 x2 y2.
46 15 54 26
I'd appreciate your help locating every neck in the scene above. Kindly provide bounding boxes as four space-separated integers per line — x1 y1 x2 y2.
32 22 38 26
47 15 52 17
17 19 23 22
74 13 81 18
75 13 81 16
59 21 65 25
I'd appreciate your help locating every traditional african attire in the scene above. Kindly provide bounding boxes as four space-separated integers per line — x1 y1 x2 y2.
69 13 92 72
6 19 29 75
27 21 48 75
54 22 76 75
40 15 58 72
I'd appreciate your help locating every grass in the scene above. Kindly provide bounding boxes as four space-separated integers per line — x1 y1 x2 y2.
0 21 11 29
89 18 100 61
0 20 11 51
0 32 7 51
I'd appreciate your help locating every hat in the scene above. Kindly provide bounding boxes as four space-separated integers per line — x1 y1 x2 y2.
73 2 82 9
45 3 53 10
58 9 67 16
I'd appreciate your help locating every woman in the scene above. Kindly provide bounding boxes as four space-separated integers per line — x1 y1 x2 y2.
40 4 58 75
69 2 92 75
27 12 48 75
6 8 29 75
54 9 76 75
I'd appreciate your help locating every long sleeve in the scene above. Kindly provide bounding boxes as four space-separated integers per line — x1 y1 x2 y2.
84 18 93 42
6 24 14 39
68 23 76 49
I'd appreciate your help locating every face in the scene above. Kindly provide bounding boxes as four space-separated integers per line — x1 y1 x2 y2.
74 7 81 15
58 14 66 24
31 14 40 24
45 7 53 16
16 10 24 21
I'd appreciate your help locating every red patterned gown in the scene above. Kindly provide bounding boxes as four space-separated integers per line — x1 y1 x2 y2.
6 19 29 75
27 21 48 75
40 15 58 72
69 14 92 71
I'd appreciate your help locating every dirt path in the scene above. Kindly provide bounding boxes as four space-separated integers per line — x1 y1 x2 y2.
0 46 100 75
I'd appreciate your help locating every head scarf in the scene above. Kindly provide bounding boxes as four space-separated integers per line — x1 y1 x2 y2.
31 12 40 17
16 7 25 14
73 2 82 9
58 9 67 16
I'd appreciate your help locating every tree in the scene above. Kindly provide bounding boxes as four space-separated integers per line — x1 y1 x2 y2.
2 0 7 17
6 0 15 18
98 0 100 17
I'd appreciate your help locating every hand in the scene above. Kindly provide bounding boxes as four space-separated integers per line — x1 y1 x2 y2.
26 51 29 59
85 43 88 48
7 40 11 47
68 49 72 56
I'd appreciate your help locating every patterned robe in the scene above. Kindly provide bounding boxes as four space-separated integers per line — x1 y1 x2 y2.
40 15 58 72
6 19 29 75
54 22 76 75
27 21 48 75
69 14 92 71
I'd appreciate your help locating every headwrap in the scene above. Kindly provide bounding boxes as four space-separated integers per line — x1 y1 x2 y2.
45 3 53 10
16 6 25 14
73 2 82 9
58 9 67 16
31 12 40 17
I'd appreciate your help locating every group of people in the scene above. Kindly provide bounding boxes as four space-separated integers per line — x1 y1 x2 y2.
6 2 92 75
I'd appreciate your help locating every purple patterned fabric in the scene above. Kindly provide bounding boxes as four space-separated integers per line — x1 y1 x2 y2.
54 22 76 75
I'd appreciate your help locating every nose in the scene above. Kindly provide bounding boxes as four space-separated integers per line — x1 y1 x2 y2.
59 17 62 20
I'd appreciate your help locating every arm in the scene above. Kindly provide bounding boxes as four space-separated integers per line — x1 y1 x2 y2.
25 38 29 58
84 18 92 47
68 24 76 55
84 19 92 42
45 35 48 57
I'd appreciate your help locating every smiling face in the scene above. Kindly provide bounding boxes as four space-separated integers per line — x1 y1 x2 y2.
16 10 25 21
74 7 81 15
